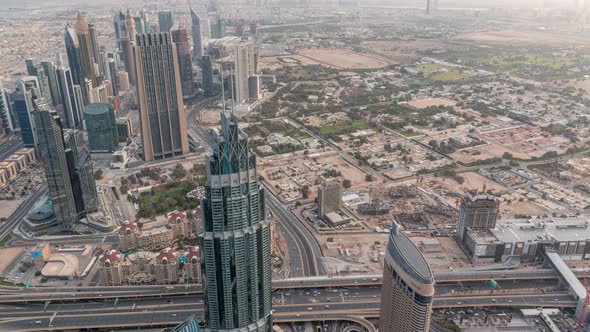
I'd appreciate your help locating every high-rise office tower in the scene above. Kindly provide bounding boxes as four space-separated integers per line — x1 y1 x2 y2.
83 103 119 153
379 223 434 332
158 11 175 33
65 23 89 105
108 59 119 96
141 8 150 33
231 38 258 104
33 107 79 228
123 10 138 86
189 2 203 63
26 59 53 106
202 55 214 97
317 180 341 219
457 193 500 243
135 16 146 34
41 61 61 107
200 113 272 331
88 23 101 65
0 80 15 133
56 66 83 129
209 13 224 39
114 11 127 51
74 12 98 86
171 28 194 97
134 33 189 161
11 77 44 147
65 23 83 86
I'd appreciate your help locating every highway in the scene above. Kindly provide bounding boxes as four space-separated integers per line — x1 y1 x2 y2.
0 285 577 331
0 186 48 242
266 189 324 277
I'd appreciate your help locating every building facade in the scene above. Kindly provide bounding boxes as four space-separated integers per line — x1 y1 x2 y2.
134 33 189 161
158 11 175 33
98 250 125 286
190 6 203 63
171 28 194 97
379 224 435 332
12 77 42 147
457 193 500 243
200 113 272 332
74 12 98 86
202 55 214 97
83 103 119 153
33 107 79 228
317 180 341 219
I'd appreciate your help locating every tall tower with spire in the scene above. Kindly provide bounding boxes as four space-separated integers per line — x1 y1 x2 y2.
74 12 97 86
64 23 89 105
200 112 272 332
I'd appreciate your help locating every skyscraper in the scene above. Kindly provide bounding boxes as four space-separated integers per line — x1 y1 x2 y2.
209 13 224 39
123 10 137 86
74 12 98 86
379 223 435 332
202 55 214 97
83 103 119 153
317 180 341 219
189 2 203 63
11 77 43 147
158 11 175 33
0 80 15 133
457 193 500 243
200 112 272 331
33 107 79 228
231 38 258 104
65 23 88 105
171 28 194 97
88 23 101 66
41 61 61 107
56 66 83 129
113 11 127 51
26 59 53 106
134 33 189 161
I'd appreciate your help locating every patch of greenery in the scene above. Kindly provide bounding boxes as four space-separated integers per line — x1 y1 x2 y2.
0 234 11 247
136 181 200 218
318 120 370 136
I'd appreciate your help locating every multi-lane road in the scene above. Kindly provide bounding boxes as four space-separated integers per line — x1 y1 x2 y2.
265 189 324 277
0 185 48 243
0 282 577 331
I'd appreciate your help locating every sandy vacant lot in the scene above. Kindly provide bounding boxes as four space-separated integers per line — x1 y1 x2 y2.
440 171 507 193
297 48 390 70
409 98 457 109
0 247 25 275
361 40 450 63
501 201 548 216
0 199 23 219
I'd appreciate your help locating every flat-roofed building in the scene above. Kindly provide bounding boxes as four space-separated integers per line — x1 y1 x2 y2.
379 223 435 332
0 161 18 179
6 154 28 171
318 180 341 219
15 148 36 164
458 193 500 243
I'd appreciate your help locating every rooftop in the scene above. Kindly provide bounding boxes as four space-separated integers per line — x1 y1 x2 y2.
492 218 590 243
387 224 434 286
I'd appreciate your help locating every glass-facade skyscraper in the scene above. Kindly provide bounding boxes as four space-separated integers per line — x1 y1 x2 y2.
83 103 119 153
202 55 214 97
33 107 79 228
171 28 194 97
12 77 43 147
200 113 272 332
190 4 203 63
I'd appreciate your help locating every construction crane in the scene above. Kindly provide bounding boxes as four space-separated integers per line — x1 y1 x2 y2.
578 268 590 331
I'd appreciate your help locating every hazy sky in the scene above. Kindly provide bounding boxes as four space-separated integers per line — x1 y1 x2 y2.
0 0 577 9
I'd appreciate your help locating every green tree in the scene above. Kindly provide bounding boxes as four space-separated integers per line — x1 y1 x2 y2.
342 179 352 189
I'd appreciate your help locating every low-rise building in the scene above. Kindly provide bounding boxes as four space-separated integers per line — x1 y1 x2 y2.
168 211 189 240
0 161 17 179
154 248 179 284
184 246 201 284
98 250 124 286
